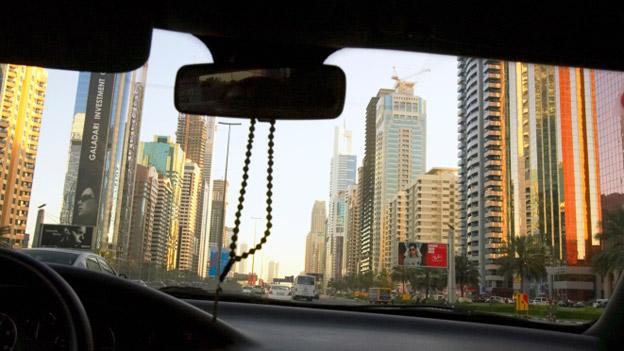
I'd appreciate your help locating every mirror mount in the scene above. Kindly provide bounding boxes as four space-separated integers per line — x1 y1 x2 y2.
175 64 346 120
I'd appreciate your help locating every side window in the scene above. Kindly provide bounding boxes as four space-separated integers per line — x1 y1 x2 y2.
97 258 115 275
86 257 101 272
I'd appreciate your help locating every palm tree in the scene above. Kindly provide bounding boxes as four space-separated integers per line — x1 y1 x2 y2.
375 269 393 289
408 268 447 300
391 266 414 294
496 234 547 293
592 207 624 278
455 255 479 297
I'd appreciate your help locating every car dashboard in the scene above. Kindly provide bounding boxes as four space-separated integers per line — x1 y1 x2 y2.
3 265 595 351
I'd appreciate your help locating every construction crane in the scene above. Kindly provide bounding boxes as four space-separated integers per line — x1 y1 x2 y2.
391 66 430 94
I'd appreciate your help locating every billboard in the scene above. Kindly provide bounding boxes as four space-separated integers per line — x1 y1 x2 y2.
398 242 448 268
72 73 116 226
208 247 231 278
39 224 95 250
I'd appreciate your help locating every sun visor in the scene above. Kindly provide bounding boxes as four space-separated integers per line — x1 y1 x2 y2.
0 4 152 72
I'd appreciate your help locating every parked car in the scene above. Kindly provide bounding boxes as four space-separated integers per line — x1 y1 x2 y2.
530 297 549 305
592 299 609 308
488 296 506 304
21 248 119 277
573 301 586 308
241 286 253 294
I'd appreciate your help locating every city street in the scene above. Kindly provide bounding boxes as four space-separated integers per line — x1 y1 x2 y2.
308 295 367 306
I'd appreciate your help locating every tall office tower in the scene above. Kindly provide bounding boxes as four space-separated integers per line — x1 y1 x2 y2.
236 242 249 274
0 65 48 247
178 160 201 271
595 70 624 297
344 182 361 276
208 180 228 246
304 201 326 274
406 168 460 252
127 164 159 271
458 59 603 299
152 175 174 268
176 114 216 276
596 71 624 213
457 58 508 293
138 136 186 270
267 261 279 283
359 97 379 273
325 126 356 282
59 113 85 223
374 78 427 272
60 65 148 260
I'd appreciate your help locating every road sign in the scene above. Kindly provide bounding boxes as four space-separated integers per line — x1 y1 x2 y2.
515 292 529 313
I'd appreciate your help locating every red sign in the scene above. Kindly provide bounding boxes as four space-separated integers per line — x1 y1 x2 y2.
424 243 448 267
398 242 448 268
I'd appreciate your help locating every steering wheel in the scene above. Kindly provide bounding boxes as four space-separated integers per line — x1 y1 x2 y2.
0 248 93 351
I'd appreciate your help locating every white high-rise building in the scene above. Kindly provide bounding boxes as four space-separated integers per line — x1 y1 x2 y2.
325 126 356 283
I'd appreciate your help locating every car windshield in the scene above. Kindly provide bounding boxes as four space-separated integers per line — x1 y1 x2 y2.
1 28 621 326
22 250 79 265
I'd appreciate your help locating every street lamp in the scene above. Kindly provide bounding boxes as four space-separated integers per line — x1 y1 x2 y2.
215 121 241 280
250 216 263 284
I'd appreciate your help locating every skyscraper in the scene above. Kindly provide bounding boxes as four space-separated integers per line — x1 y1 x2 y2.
152 175 174 268
344 183 360 276
178 160 201 271
325 126 356 282
595 71 624 213
138 136 186 270
457 58 507 293
458 59 603 298
0 64 48 247
127 164 159 271
267 260 279 283
359 97 379 273
595 70 624 297
305 201 326 275
236 242 249 274
176 113 216 276
60 113 85 224
209 180 228 247
373 80 427 272
60 66 148 260
406 168 460 250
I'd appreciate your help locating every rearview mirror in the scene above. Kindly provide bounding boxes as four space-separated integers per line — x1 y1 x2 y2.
175 64 346 119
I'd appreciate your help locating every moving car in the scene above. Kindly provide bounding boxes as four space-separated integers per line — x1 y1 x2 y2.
1 3 623 351
292 275 316 301
20 248 119 277
368 288 392 305
267 285 292 300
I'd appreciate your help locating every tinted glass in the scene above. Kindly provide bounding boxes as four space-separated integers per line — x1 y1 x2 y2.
22 250 79 265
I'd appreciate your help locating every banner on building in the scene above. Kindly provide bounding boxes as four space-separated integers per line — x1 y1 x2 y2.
72 72 116 226
39 224 95 250
398 242 448 268
208 247 231 278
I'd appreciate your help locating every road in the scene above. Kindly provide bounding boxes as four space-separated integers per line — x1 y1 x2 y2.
311 295 367 306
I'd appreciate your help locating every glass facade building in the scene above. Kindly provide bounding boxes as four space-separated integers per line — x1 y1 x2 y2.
595 71 624 213
59 66 148 260
374 82 427 272
459 59 604 298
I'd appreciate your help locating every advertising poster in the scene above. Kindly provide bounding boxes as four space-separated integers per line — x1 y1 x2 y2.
39 224 95 250
398 242 448 268
208 247 231 278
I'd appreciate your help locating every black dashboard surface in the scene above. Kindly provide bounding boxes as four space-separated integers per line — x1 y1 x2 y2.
189 300 599 351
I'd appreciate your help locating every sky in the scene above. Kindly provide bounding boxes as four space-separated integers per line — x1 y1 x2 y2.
27 29 458 280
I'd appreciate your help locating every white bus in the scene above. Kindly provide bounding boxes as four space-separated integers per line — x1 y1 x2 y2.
292 275 316 301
